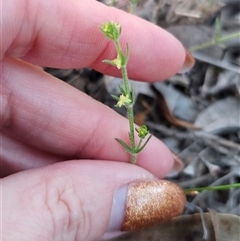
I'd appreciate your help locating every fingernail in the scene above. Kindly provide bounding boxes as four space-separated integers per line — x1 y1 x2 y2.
178 50 195 73
166 152 184 178
106 180 186 233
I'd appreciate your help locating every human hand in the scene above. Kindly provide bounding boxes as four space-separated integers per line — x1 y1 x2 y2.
2 0 194 240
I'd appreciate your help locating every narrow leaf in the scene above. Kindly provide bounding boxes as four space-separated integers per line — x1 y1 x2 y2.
115 138 133 153
135 135 152 154
103 59 117 67
130 85 135 102
111 94 119 101
214 18 221 41
126 43 130 63
118 85 126 95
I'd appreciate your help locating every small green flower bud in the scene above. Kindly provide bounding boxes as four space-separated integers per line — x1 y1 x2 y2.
135 125 149 139
100 21 121 41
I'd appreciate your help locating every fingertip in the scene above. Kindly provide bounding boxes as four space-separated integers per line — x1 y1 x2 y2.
4 0 187 80
93 13 187 81
135 135 174 178
105 179 185 237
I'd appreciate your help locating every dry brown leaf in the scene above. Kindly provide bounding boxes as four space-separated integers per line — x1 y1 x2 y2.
111 212 240 241
152 86 200 129
134 100 152 126
208 209 240 241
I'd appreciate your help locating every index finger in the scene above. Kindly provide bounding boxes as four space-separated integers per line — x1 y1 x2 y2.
3 0 192 81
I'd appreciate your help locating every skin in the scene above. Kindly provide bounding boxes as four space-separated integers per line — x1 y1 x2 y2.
2 0 187 240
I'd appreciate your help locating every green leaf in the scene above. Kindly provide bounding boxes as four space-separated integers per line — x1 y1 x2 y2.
214 18 221 41
119 25 122 36
125 43 130 64
129 0 140 4
130 85 134 102
111 94 119 101
135 135 152 154
118 85 126 95
115 138 133 153
108 0 118 6
102 59 117 67
184 183 240 194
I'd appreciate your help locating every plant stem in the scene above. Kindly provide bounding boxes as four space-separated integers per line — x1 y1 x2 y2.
121 63 136 163
121 62 130 95
100 21 152 164
190 31 240 52
129 3 136 14
115 39 136 163
127 105 136 164
109 0 117 6
184 183 240 194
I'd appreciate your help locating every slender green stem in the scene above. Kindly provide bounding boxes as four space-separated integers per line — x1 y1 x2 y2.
129 3 136 14
126 106 136 163
190 31 240 52
219 32 240 41
109 0 117 6
123 72 135 163
121 64 130 98
115 41 130 93
115 38 136 163
129 0 139 14
100 21 152 165
130 153 137 164
184 183 240 194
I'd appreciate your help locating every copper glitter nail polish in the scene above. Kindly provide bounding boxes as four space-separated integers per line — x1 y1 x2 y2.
121 180 186 231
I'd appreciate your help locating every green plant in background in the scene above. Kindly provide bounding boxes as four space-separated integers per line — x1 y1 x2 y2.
100 21 152 164
190 18 240 52
129 0 140 14
108 0 140 14
184 183 240 195
108 0 118 6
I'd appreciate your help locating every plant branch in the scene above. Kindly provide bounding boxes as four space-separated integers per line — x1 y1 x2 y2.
184 183 240 194
190 31 240 52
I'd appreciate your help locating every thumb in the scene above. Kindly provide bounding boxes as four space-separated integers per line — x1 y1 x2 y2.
3 161 186 241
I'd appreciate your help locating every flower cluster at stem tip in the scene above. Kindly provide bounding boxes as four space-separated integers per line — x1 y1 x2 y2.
100 21 121 41
100 21 128 70
135 125 149 139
